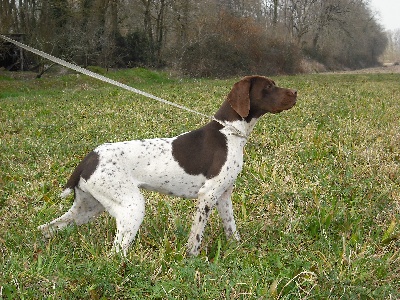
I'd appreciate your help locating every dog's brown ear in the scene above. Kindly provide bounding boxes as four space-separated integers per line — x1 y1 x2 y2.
227 77 251 118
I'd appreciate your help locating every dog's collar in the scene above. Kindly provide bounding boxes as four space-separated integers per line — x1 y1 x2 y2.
212 117 248 140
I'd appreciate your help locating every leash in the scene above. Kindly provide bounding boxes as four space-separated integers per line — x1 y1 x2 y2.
0 34 209 118
0 34 248 139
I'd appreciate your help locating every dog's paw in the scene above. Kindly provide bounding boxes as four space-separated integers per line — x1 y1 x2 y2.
186 243 201 257
37 224 53 239
232 231 240 241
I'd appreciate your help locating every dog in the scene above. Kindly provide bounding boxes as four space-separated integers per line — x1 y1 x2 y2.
38 75 297 256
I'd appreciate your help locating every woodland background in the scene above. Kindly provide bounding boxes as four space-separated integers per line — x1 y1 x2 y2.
1 0 400 77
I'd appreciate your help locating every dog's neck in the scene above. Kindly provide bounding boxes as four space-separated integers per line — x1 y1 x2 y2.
212 117 257 140
213 99 262 140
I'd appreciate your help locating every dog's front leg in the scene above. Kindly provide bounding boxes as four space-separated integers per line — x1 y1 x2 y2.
216 185 240 241
187 191 218 256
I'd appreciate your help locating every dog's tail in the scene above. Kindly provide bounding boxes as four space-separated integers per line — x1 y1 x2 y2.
60 188 73 199
60 151 100 198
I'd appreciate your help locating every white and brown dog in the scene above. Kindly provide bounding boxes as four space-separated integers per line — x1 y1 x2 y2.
38 76 297 256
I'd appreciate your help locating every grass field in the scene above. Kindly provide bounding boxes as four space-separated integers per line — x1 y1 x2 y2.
1 68 399 299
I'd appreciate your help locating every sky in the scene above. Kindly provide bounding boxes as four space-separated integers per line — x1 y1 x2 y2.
369 0 400 31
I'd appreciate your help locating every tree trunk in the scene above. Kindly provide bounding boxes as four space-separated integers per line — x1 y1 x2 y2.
273 0 278 25
155 0 166 65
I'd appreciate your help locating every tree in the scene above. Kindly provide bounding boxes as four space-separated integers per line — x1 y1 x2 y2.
0 0 390 74
382 29 400 62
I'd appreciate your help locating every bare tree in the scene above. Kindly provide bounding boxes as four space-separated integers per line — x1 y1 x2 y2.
0 0 390 73
382 29 400 63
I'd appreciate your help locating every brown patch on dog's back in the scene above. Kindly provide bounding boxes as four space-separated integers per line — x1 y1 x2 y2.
172 122 227 179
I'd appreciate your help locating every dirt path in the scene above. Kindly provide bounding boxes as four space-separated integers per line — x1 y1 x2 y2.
329 63 400 74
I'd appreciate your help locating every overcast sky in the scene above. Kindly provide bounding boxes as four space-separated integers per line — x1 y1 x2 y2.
369 0 400 31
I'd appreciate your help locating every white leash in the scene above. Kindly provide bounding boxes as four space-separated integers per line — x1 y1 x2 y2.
0 34 248 139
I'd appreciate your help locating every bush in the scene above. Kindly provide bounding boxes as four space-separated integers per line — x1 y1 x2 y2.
180 13 302 77
120 31 157 68
181 36 250 77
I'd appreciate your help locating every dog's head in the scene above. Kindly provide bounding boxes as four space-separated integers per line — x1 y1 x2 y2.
227 75 297 119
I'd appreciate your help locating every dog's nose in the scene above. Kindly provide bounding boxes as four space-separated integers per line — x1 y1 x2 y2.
290 89 297 96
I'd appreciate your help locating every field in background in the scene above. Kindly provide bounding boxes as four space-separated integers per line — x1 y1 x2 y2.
1 69 399 298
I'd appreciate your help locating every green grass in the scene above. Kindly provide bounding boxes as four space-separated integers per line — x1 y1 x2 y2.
1 68 399 299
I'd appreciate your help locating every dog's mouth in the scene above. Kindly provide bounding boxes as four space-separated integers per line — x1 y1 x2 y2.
272 97 296 114
285 96 297 109
289 93 298 106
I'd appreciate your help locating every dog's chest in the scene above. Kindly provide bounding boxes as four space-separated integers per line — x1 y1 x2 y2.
217 135 245 181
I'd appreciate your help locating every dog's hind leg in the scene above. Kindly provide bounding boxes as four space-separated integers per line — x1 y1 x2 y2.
38 187 105 238
90 186 146 256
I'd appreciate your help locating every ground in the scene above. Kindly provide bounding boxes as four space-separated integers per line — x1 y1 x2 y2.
329 63 400 74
